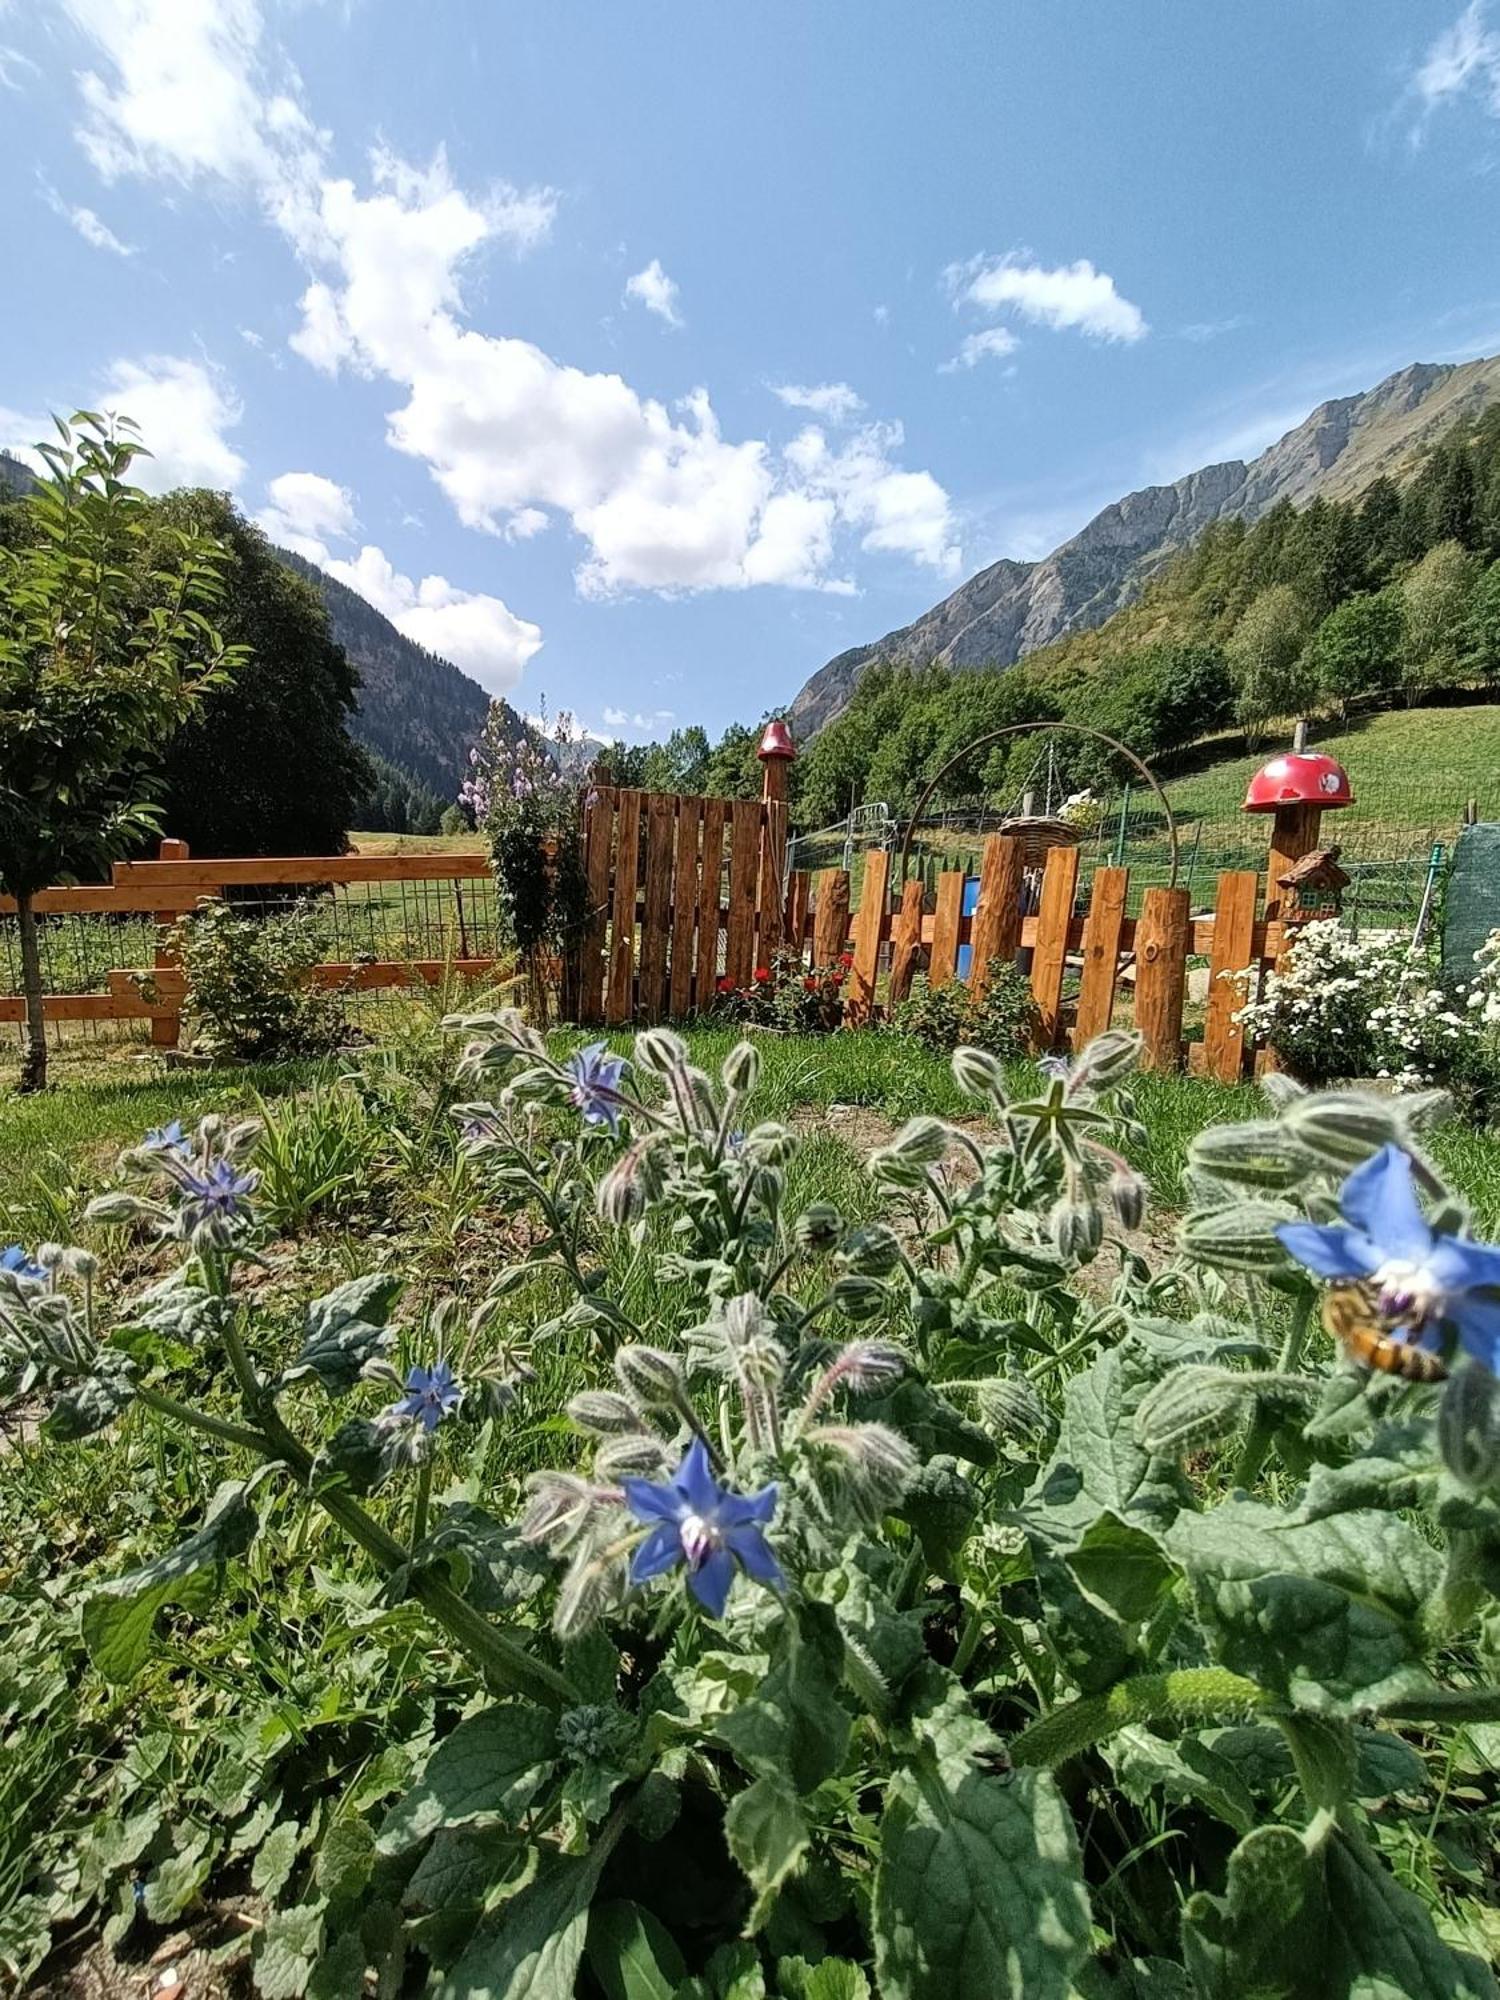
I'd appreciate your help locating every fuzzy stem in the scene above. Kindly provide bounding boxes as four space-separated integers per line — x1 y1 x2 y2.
1008 1667 1270 1769
1379 1685 1500 1726
134 1383 274 1457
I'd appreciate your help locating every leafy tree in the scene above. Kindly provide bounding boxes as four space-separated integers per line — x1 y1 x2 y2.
0 415 240 1091
1081 641 1233 781
152 493 372 855
1227 584 1314 745
356 750 447 834
1299 589 1402 720
1399 538 1483 701
1460 558 1500 687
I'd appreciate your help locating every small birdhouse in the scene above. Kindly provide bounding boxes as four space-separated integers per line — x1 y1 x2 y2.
1276 844 1351 927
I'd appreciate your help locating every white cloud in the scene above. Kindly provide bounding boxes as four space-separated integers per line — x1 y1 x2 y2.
939 327 1019 373
1179 315 1249 344
255 471 543 694
771 382 865 421
951 252 1147 344
40 180 135 254
100 355 246 489
873 304 890 326
624 257 683 327
58 0 958 599
602 705 676 732
1412 2 1500 117
255 469 356 556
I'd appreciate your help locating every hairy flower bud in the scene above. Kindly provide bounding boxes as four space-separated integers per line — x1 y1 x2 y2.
721 1040 761 1097
1189 1123 1315 1191
1049 1191 1102 1262
84 1191 166 1228
1283 1092 1419 1170
829 1273 892 1322
951 1045 1008 1104
568 1389 647 1435
1069 1028 1143 1091
222 1118 264 1160
741 1121 796 1166
635 1027 689 1075
808 1421 916 1504
1439 1365 1500 1491
1179 1201 1295 1273
521 1471 609 1550
887 1116 949 1166
1134 1365 1253 1455
64 1247 100 1280
596 1135 668 1225
614 1344 685 1406
1107 1165 1148 1230
35 1243 65 1271
973 1374 1048 1441
837 1223 904 1278
795 1202 845 1252
593 1433 673 1479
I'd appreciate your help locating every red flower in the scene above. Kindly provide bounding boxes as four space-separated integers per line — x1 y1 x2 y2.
838 951 854 968
755 966 771 983
715 975 733 993
803 975 819 992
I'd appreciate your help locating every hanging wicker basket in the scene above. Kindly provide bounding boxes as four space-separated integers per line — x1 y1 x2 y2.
997 814 1083 870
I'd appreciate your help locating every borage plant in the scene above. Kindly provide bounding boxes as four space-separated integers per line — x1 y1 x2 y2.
9 1027 1500 1996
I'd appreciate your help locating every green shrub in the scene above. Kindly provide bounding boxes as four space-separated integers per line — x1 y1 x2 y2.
170 897 346 1063
893 958 1039 1058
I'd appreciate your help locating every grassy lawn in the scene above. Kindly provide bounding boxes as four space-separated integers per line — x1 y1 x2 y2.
7 1023 1499 1242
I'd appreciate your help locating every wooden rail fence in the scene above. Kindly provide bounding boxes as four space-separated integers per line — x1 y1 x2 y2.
4 811 1287 1079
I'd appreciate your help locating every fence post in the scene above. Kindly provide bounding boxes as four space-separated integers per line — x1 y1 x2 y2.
151 838 189 1050
812 868 851 968
1029 845 1080 1048
1135 885 1191 1072
888 877 926 1007
1202 870 1260 1081
844 848 890 1025
968 834 1024 996
1073 865 1129 1046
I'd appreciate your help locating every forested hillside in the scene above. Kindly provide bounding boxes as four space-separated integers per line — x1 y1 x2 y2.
790 401 1500 823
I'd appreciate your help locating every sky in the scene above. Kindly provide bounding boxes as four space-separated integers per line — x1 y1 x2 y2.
4 2 1500 754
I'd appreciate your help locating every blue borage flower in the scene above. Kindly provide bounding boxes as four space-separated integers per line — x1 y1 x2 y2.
1 1244 46 1282
392 1359 463 1431
1277 1143 1500 1367
565 1042 629 1132
177 1159 260 1232
622 1436 784 1617
143 1121 189 1156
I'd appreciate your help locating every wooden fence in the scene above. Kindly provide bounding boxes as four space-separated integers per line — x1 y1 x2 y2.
4 809 1286 1079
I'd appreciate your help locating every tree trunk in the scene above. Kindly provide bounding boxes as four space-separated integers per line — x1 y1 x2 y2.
15 889 48 1093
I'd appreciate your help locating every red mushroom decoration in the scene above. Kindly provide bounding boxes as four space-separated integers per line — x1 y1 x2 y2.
1243 751 1353 812
1243 749 1353 924
757 718 797 765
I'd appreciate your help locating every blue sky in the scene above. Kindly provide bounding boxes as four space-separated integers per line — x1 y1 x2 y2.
4 2 1500 753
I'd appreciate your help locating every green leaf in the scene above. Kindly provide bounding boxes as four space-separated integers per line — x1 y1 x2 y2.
143 1836 213 1922
305 1930 366 2000
311 1418 393 1499
1182 1821 1498 2000
252 1820 302 1900
376 1707 557 1855
403 1827 520 1914
42 1351 137 1440
716 1601 851 1792
1167 1501 1442 1713
899 1456 979 1579
777 1960 870 2000
1109 1725 1255 1834
82 1477 263 1681
724 1780 810 1932
415 1503 552 1611
704 1940 766 1999
313 1819 375 1905
873 1698 1090 2000
117 1272 221 1351
433 1848 606 2000
255 1903 324 2000
1065 1513 1175 1625
585 1899 687 2000
283 1273 402 1393
874 1379 995 1468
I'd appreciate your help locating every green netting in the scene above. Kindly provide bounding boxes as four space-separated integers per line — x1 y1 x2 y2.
1442 823 1500 983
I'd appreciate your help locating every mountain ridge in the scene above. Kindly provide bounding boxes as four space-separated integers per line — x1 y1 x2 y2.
788 354 1500 736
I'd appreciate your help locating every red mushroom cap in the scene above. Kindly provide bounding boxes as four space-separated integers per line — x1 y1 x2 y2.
1243 751 1353 812
757 718 797 762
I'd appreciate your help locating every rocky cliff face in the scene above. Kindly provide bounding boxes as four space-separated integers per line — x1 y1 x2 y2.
788 354 1500 736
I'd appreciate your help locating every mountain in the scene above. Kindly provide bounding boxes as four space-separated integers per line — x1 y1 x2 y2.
278 549 500 798
789 353 1500 736
0 450 37 500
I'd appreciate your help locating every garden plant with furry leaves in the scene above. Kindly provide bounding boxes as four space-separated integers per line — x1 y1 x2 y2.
8 1024 1500 1997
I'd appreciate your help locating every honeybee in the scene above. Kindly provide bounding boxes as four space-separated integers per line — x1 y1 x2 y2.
1321 1281 1448 1384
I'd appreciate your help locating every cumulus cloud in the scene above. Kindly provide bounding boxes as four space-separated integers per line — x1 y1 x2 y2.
100 355 246 490
255 470 542 694
624 257 683 327
59 0 959 598
1410 2 1500 123
255 469 356 556
602 705 676 732
939 327 1019 373
950 252 1147 344
771 382 865 421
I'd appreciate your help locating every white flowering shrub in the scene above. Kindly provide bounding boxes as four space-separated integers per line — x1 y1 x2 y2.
1236 918 1472 1089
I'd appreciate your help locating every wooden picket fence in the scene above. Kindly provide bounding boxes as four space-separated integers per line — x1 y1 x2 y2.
5 804 1286 1079
574 800 1285 1080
